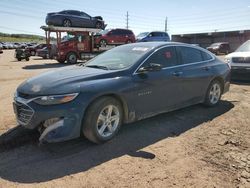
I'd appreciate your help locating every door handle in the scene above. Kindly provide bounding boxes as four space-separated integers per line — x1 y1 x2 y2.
172 71 183 77
203 66 211 71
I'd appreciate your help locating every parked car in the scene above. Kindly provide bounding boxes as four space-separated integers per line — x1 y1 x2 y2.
207 42 230 55
13 42 230 144
136 31 170 42
225 40 250 80
94 29 135 47
25 43 47 56
46 10 106 29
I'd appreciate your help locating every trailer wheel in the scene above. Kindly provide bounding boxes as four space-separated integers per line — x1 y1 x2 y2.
67 52 77 64
63 19 71 27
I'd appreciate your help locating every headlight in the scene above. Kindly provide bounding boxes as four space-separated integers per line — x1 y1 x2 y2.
33 93 79 105
224 58 231 68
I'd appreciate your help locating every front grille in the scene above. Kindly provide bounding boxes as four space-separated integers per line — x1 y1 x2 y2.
232 57 250 64
14 101 34 125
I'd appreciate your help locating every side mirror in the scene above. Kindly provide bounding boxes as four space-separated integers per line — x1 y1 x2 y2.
138 63 162 73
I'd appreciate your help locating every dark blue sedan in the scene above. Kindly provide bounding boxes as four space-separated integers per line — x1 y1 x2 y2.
46 10 106 29
13 42 230 144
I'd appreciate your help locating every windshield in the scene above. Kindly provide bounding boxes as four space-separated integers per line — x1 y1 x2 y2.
137 32 149 38
85 45 152 70
236 40 250 52
99 29 111 35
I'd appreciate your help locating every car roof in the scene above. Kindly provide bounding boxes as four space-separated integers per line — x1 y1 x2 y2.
124 42 192 49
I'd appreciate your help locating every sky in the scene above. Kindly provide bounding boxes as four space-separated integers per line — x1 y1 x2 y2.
0 0 250 37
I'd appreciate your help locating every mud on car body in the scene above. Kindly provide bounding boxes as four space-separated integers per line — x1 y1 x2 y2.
13 42 230 144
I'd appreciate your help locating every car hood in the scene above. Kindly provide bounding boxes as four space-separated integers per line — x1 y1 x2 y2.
226 51 250 58
17 65 114 96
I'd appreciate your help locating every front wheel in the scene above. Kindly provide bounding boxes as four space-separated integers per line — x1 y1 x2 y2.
82 97 123 144
99 39 107 47
204 80 222 107
66 52 77 64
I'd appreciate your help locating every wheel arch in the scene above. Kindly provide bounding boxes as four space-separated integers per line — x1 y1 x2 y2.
211 76 225 93
83 93 129 125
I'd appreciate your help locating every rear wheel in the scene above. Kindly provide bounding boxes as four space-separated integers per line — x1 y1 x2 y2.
95 22 102 29
66 52 77 64
63 19 71 27
204 80 222 106
82 97 123 144
25 57 29 61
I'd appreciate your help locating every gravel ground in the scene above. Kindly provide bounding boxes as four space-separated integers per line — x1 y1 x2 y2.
0 50 249 188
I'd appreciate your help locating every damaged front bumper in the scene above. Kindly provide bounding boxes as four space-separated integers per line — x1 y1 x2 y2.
13 95 86 143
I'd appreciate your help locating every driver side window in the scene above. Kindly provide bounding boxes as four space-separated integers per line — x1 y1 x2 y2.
143 46 178 68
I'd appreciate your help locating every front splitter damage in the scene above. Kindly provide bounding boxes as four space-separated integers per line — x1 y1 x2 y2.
38 116 80 143
39 119 64 143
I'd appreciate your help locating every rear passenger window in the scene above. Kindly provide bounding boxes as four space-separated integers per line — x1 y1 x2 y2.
201 51 213 61
177 46 203 64
111 30 119 35
144 47 178 68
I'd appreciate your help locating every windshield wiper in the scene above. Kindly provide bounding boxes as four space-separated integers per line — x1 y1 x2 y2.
85 65 109 70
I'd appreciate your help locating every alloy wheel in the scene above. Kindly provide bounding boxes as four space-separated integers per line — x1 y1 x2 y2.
209 83 221 104
96 105 120 137
63 20 71 27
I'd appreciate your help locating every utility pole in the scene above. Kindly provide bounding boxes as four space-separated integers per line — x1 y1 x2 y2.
126 11 129 29
165 16 168 32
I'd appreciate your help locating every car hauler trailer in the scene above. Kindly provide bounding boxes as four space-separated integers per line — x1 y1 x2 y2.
41 25 108 64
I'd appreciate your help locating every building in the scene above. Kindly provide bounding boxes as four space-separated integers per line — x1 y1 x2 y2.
172 30 250 51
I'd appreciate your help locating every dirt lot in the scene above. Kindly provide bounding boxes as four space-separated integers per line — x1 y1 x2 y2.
0 50 249 188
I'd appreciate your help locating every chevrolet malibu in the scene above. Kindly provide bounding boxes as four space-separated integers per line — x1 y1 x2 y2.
13 42 230 144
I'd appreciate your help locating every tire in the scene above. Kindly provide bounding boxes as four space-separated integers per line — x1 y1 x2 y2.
204 80 222 107
17 58 21 61
95 22 102 29
126 40 132 44
66 52 77 64
30 51 36 56
63 19 71 27
99 39 107 47
82 97 123 144
25 57 29 61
